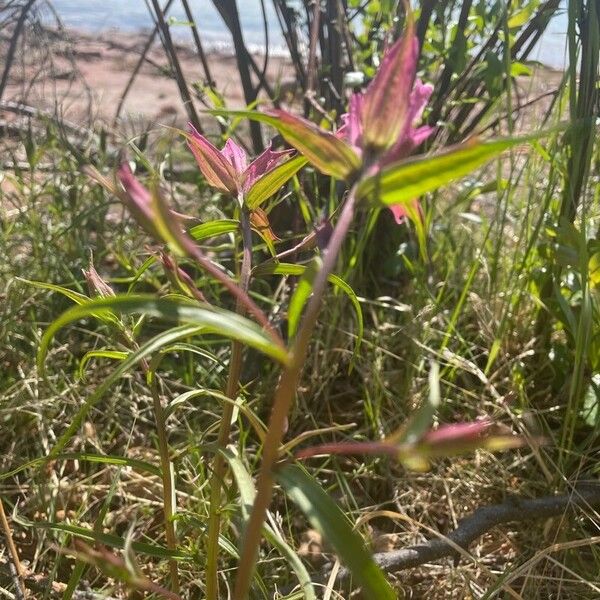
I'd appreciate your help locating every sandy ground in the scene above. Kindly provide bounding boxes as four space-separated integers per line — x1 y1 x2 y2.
1 28 294 131
0 26 565 137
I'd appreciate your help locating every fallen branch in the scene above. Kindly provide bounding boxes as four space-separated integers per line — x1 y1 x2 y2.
336 486 600 579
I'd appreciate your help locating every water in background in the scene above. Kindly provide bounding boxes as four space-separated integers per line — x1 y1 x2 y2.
50 0 569 69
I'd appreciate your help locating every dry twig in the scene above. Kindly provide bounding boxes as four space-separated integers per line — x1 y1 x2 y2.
334 486 600 579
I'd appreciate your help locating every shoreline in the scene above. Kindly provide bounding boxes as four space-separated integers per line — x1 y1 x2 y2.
1 27 295 129
1 25 565 135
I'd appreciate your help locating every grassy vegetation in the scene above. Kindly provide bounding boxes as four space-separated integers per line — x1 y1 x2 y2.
1 1 599 598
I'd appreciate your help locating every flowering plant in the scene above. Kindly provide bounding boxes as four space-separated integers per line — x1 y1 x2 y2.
36 11 534 600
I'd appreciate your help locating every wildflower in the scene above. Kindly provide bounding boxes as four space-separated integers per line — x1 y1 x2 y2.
258 18 434 224
185 127 306 246
186 126 301 205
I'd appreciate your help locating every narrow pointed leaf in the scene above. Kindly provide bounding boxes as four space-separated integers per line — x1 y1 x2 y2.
220 448 317 600
18 278 90 305
210 109 360 180
0 452 161 481
41 324 206 458
277 464 396 600
28 521 188 561
246 155 308 209
357 137 529 207
19 278 121 327
149 181 188 256
391 361 440 445
38 295 290 374
254 262 363 355
184 127 238 193
78 350 128 379
250 208 278 256
361 19 418 151
189 219 239 241
287 258 322 339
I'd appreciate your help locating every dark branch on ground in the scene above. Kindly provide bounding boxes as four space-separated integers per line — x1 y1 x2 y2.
334 485 600 579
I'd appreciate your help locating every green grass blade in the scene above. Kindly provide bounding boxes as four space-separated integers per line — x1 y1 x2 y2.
357 137 531 207
287 258 322 339
246 155 308 209
0 453 161 481
19 278 121 326
28 521 188 560
254 262 363 355
221 448 316 600
78 350 128 379
277 464 396 600
38 294 290 372
44 324 204 458
189 219 239 241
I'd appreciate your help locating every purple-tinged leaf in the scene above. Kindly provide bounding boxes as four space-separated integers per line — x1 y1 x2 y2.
338 92 364 150
117 163 161 240
83 264 115 299
222 138 248 175
243 144 295 192
360 18 418 152
210 109 361 180
185 125 239 193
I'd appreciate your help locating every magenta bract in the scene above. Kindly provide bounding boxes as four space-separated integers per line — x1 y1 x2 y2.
187 125 293 197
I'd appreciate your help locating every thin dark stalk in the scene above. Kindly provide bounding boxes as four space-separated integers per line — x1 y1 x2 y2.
304 0 321 116
212 0 263 152
233 187 358 600
335 486 600 577
179 234 282 347
147 0 202 131
325 0 343 111
180 0 216 91
0 0 36 103
204 207 254 600
416 0 436 53
254 0 271 97
272 0 307 88
0 498 26 598
114 0 177 126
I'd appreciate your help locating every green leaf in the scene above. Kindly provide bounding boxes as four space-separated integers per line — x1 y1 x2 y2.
18 278 89 305
246 155 308 209
254 262 363 355
41 324 207 459
357 137 529 207
28 521 188 561
394 361 440 446
189 219 239 241
0 452 161 481
78 350 128 379
38 295 290 374
510 62 532 77
18 278 121 327
507 3 537 28
277 465 396 600
220 448 316 600
210 109 361 180
287 258 322 339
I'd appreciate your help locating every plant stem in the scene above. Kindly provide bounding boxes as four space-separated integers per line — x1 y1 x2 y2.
232 187 358 600
0 497 26 598
205 207 254 600
178 232 283 348
149 369 180 594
